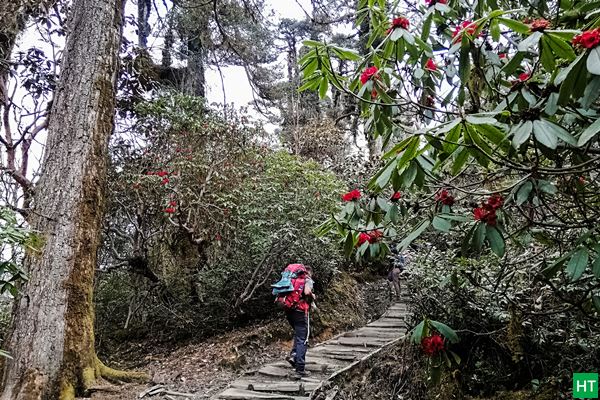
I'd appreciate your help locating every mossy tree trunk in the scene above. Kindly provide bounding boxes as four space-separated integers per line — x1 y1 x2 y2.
0 0 146 399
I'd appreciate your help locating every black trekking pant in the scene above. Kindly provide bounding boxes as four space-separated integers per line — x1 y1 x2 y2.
285 309 308 372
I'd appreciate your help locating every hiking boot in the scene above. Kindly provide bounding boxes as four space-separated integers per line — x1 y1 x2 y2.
289 370 311 379
286 356 296 368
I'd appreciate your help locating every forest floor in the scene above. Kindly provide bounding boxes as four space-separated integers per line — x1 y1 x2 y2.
87 278 392 400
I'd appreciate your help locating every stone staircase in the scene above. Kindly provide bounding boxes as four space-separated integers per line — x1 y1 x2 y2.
212 298 409 400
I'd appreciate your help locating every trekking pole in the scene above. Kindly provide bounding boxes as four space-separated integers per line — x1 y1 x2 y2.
305 310 310 345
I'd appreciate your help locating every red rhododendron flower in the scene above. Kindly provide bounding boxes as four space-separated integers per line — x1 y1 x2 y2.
486 194 504 210
572 29 600 49
452 21 479 42
518 72 530 82
391 192 402 201
342 189 362 202
435 189 455 206
161 177 170 185
425 0 447 5
368 230 384 243
157 170 169 177
391 17 409 30
357 232 371 246
146 171 154 175
169 201 177 207
474 194 503 225
499 53 507 59
371 89 378 99
360 66 379 85
425 59 438 71
529 18 550 32
164 207 176 214
422 334 445 355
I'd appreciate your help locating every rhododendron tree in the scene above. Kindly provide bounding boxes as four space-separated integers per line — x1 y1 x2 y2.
305 0 600 372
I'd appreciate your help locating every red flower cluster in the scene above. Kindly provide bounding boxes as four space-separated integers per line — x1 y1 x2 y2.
146 170 169 177
518 72 530 82
422 334 445 356
529 18 550 32
473 194 504 226
425 59 437 71
391 191 402 201
342 189 361 202
356 230 384 247
572 29 600 49
391 17 409 30
452 21 479 42
435 189 455 206
164 207 176 214
169 200 177 207
357 232 371 246
499 53 507 59
360 66 379 85
161 177 170 185
425 0 447 5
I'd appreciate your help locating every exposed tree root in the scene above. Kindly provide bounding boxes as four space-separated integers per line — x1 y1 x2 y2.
59 356 149 400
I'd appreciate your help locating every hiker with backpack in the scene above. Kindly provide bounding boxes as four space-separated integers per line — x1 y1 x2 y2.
271 264 315 379
387 249 406 298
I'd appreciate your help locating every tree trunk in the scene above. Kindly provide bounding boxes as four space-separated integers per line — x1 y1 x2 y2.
185 36 206 97
0 0 146 399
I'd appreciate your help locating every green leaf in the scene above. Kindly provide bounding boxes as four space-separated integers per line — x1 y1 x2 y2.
401 162 418 187
557 53 587 104
592 253 600 279
398 220 430 251
387 204 399 223
540 36 556 72
540 120 577 146
459 36 471 84
545 33 576 60
432 216 451 232
538 180 557 195
532 120 558 149
518 31 543 52
473 223 486 252
566 248 589 281
344 232 354 258
430 320 460 343
411 319 427 344
498 18 530 34
516 181 533 205
512 121 533 148
434 118 462 134
577 117 600 147
486 226 505 257
465 115 498 125
318 78 328 99
448 350 461 365
587 47 600 75
390 28 403 42
302 40 322 47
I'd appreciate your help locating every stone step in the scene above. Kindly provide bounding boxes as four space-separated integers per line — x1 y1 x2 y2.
218 388 308 400
231 380 320 394
334 337 391 347
344 328 404 338
382 311 409 319
367 319 407 329
311 344 371 353
257 365 328 380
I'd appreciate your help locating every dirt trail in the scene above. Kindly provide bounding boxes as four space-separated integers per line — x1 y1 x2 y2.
82 279 394 399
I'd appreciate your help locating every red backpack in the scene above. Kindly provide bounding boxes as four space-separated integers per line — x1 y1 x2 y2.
273 264 310 312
